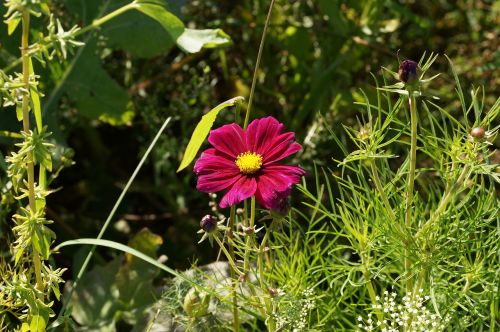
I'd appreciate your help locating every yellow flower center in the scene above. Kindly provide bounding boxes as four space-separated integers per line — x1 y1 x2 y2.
235 152 263 174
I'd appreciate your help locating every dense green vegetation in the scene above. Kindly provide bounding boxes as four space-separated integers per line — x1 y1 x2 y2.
0 0 498 331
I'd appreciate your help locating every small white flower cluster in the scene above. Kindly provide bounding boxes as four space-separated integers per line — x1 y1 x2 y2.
274 287 316 332
357 289 452 332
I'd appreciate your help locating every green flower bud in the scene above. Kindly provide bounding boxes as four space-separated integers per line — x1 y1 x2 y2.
183 287 210 318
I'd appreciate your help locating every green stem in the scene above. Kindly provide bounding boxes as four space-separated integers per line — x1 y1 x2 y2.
84 2 138 34
21 10 43 292
228 206 240 332
214 236 244 276
416 165 470 238
370 160 395 220
243 0 276 129
404 93 417 292
360 244 384 325
243 197 256 274
258 228 275 332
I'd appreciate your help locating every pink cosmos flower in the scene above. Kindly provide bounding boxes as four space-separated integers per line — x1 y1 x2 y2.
194 116 305 209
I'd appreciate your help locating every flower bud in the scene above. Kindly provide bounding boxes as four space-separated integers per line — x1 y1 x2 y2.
183 287 210 318
398 59 418 83
200 215 217 233
470 127 485 140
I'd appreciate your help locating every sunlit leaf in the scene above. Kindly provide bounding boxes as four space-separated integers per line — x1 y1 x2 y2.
134 0 184 41
176 28 232 53
177 96 244 172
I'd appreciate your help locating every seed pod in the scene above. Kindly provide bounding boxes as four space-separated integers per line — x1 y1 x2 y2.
398 59 418 83
200 215 217 233
470 127 485 140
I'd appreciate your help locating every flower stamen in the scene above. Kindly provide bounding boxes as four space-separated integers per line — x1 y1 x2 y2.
235 152 263 174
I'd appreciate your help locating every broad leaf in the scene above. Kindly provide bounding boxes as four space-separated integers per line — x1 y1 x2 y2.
177 28 232 53
177 96 244 172
102 8 175 58
64 39 134 125
134 0 184 41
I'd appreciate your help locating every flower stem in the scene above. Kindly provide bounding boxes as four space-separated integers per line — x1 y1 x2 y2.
21 9 43 292
370 160 395 220
214 236 244 276
416 165 470 238
228 206 240 332
258 228 275 332
243 197 256 274
243 0 276 129
404 93 417 292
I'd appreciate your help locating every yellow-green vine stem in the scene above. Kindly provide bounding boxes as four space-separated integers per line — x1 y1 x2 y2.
404 93 418 292
21 9 44 292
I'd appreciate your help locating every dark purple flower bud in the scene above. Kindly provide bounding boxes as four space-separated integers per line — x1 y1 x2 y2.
270 189 291 216
200 215 217 233
398 59 418 83
470 127 485 140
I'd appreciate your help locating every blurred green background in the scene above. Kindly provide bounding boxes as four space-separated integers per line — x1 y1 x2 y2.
0 0 498 273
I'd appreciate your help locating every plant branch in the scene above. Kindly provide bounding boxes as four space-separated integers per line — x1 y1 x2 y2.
22 9 43 292
243 0 276 129
404 93 418 292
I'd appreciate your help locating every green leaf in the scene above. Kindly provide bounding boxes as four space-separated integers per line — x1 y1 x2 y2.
7 18 20 35
66 257 121 327
117 229 163 313
29 58 43 133
64 39 134 125
134 0 184 41
30 315 47 332
176 28 232 53
55 238 182 279
16 104 23 122
102 0 175 58
177 96 244 172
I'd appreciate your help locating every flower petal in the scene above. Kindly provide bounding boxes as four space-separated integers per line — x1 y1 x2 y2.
246 117 285 154
255 165 305 209
194 148 238 174
197 171 242 193
262 133 302 164
219 176 257 208
208 123 246 158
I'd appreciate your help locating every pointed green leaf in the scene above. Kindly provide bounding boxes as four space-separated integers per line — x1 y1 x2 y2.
176 28 232 53
29 58 43 133
7 18 21 35
16 104 23 122
30 315 47 332
134 0 184 41
177 96 244 172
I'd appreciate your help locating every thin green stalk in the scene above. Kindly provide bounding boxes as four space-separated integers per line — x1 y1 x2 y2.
21 9 43 292
416 165 470 238
58 116 172 318
370 160 395 220
228 206 240 332
214 236 244 276
243 197 256 274
404 93 418 292
258 228 275 332
243 0 276 129
360 242 384 325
